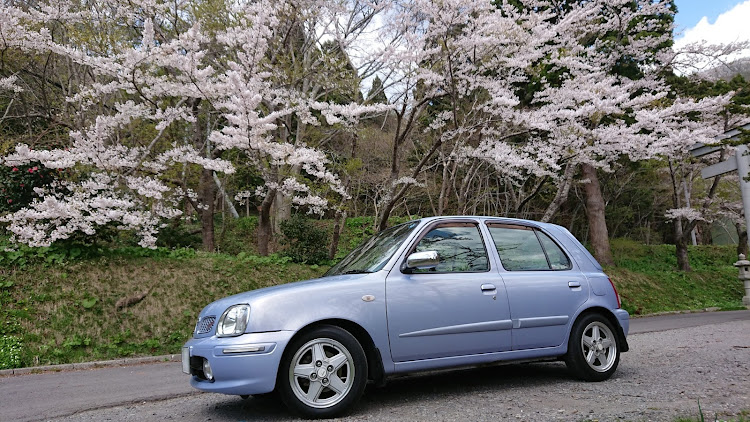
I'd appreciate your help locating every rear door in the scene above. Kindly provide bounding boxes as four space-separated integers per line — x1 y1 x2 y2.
485 223 589 350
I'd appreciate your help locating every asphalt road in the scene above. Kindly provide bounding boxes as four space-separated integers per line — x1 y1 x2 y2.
1 310 748 422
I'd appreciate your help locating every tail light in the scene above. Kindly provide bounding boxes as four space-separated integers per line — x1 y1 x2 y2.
608 278 621 308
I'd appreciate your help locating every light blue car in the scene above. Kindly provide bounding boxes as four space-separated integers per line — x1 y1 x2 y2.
182 216 629 418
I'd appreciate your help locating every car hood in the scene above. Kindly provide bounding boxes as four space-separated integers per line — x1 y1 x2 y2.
197 272 374 319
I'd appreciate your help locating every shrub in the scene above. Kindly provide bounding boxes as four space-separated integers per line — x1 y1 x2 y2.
216 216 258 255
280 214 329 264
0 162 60 213
156 224 202 249
0 335 23 369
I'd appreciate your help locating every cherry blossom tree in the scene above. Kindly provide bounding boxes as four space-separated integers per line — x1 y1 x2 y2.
485 0 684 265
368 0 561 231
644 38 750 270
0 0 386 252
2 0 741 262
656 86 749 270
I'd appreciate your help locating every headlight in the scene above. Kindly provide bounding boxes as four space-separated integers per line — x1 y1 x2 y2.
217 304 251 337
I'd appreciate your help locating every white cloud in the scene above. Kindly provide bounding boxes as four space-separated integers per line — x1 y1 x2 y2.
676 1 750 47
673 1 750 73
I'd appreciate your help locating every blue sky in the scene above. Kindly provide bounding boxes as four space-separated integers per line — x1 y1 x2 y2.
674 0 744 31
673 0 750 49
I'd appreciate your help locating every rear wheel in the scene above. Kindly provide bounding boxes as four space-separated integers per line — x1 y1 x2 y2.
565 313 620 381
278 325 367 418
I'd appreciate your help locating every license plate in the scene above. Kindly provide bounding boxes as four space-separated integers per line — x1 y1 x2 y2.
181 347 190 374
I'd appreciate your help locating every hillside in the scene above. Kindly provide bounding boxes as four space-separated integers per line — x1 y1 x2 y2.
0 239 745 370
699 57 750 80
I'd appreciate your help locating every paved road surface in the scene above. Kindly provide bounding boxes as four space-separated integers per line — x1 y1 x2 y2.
1 310 748 422
628 309 750 334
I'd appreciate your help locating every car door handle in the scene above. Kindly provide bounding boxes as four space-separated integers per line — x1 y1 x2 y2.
568 281 581 288
481 284 496 292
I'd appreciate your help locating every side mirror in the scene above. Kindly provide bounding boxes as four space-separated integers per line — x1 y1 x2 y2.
405 250 440 271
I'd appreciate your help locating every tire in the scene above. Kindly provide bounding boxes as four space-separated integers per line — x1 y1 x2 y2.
277 325 368 418
565 313 620 382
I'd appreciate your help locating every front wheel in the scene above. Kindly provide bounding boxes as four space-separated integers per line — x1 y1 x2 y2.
565 313 620 381
277 325 368 418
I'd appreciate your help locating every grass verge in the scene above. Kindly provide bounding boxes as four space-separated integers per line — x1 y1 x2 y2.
609 239 746 316
0 248 325 368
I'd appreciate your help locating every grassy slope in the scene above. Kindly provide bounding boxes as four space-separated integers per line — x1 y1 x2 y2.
608 239 745 316
0 250 326 367
0 239 746 368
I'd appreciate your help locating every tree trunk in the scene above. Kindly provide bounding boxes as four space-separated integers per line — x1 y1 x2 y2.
272 189 292 232
329 210 347 260
257 189 276 256
457 161 479 214
437 156 451 215
213 172 239 219
675 220 692 272
377 197 396 232
199 168 216 252
541 162 575 223
581 163 614 266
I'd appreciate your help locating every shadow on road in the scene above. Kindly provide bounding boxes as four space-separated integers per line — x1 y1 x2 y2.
196 362 578 420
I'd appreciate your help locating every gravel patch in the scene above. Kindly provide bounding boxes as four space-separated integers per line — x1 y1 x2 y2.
51 320 750 422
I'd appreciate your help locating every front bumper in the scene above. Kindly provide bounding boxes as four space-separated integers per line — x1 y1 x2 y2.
182 330 295 395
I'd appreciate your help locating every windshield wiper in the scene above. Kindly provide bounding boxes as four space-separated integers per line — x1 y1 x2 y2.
342 270 373 274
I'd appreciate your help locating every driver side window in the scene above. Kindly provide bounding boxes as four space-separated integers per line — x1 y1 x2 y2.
412 223 489 273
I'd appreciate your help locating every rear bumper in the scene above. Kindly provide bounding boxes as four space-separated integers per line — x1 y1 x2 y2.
613 309 630 352
183 330 295 395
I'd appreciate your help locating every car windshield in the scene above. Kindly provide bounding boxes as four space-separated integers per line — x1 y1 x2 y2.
325 221 420 276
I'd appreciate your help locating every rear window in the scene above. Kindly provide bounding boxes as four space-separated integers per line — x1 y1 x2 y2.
486 224 571 271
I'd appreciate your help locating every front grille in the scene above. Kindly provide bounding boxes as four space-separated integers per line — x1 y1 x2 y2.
195 316 216 335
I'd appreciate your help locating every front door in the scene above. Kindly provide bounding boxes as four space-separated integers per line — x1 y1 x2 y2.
386 221 512 362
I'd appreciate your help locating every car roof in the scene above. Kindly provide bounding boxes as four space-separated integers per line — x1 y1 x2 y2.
411 215 558 230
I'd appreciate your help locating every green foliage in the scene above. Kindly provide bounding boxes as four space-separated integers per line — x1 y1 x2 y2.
365 76 388 104
0 238 188 271
0 242 84 270
0 162 60 213
156 224 202 249
0 335 23 369
668 74 750 140
341 216 419 257
215 216 258 255
674 405 749 422
280 214 329 264
81 297 98 309
0 250 325 367
608 239 743 315
600 160 671 243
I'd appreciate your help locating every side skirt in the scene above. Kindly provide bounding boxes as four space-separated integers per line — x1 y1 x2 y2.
389 345 566 375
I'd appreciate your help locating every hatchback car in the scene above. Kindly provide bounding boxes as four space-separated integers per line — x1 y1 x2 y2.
182 216 629 418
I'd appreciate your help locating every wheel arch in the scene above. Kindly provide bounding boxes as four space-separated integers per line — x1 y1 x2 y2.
285 319 386 385
573 307 629 352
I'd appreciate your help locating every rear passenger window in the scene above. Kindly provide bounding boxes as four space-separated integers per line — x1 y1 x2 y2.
486 224 571 271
